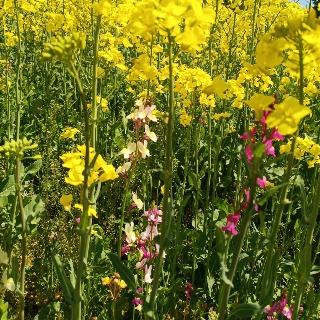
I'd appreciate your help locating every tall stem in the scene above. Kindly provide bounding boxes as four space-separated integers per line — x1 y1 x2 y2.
15 158 26 320
218 185 257 319
292 169 320 319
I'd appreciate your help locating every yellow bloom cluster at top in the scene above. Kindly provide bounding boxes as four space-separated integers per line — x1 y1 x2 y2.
60 145 118 186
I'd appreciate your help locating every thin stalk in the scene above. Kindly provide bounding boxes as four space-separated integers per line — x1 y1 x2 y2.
14 0 22 140
91 15 102 149
292 169 320 319
15 158 26 320
218 186 257 319
69 61 91 320
147 33 175 317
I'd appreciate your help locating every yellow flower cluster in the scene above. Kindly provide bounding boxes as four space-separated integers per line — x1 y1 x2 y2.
60 145 118 186
42 32 86 64
59 194 98 217
0 138 41 159
280 136 320 168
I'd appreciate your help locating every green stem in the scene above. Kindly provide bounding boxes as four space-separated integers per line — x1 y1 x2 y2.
217 202 256 319
292 169 320 319
91 15 102 149
69 62 91 319
15 158 26 320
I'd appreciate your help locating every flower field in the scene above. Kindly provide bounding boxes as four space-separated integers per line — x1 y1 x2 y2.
0 0 320 319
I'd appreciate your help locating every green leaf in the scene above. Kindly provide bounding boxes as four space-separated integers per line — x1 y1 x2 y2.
23 160 42 179
227 302 261 319
0 175 15 208
108 253 136 291
23 195 44 233
0 299 8 320
52 255 73 304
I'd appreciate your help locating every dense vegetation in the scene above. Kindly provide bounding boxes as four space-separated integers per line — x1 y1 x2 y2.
0 0 320 319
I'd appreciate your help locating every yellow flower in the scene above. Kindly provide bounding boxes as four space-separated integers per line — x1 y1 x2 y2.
119 280 127 289
96 96 109 112
245 94 274 120
60 127 80 139
74 203 98 218
266 97 311 135
60 194 73 211
101 277 111 286
203 76 229 99
179 109 192 127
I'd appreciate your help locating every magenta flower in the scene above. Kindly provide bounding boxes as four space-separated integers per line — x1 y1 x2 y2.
257 176 267 189
245 145 254 162
270 129 284 141
264 294 294 320
184 282 193 300
222 212 241 236
263 139 276 157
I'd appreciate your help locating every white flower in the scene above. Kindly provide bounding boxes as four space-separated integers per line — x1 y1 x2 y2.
125 222 136 244
137 140 150 158
132 192 143 210
120 142 137 159
145 125 157 142
144 265 153 283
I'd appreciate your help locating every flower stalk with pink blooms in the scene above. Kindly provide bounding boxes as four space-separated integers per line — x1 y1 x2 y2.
121 205 163 313
218 100 285 320
117 98 158 256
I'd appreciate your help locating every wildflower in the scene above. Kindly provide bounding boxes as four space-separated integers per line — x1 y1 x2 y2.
132 192 143 210
222 212 241 236
266 97 311 135
132 297 143 311
245 94 274 120
144 265 153 283
60 194 73 211
184 282 193 300
179 109 192 127
101 277 111 286
120 142 137 159
74 204 98 218
257 176 267 189
60 127 79 139
125 222 136 244
137 140 150 158
145 125 157 142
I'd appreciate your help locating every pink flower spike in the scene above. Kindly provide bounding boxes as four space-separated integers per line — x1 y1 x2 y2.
245 145 254 163
244 188 251 203
264 139 276 157
257 176 267 189
282 305 293 319
271 129 285 141
222 212 241 236
240 132 250 140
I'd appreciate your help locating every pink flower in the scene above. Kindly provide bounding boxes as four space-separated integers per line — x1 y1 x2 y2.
240 132 250 140
264 139 276 157
75 217 81 224
184 282 193 300
222 212 241 236
270 129 284 141
257 176 267 189
245 145 254 162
